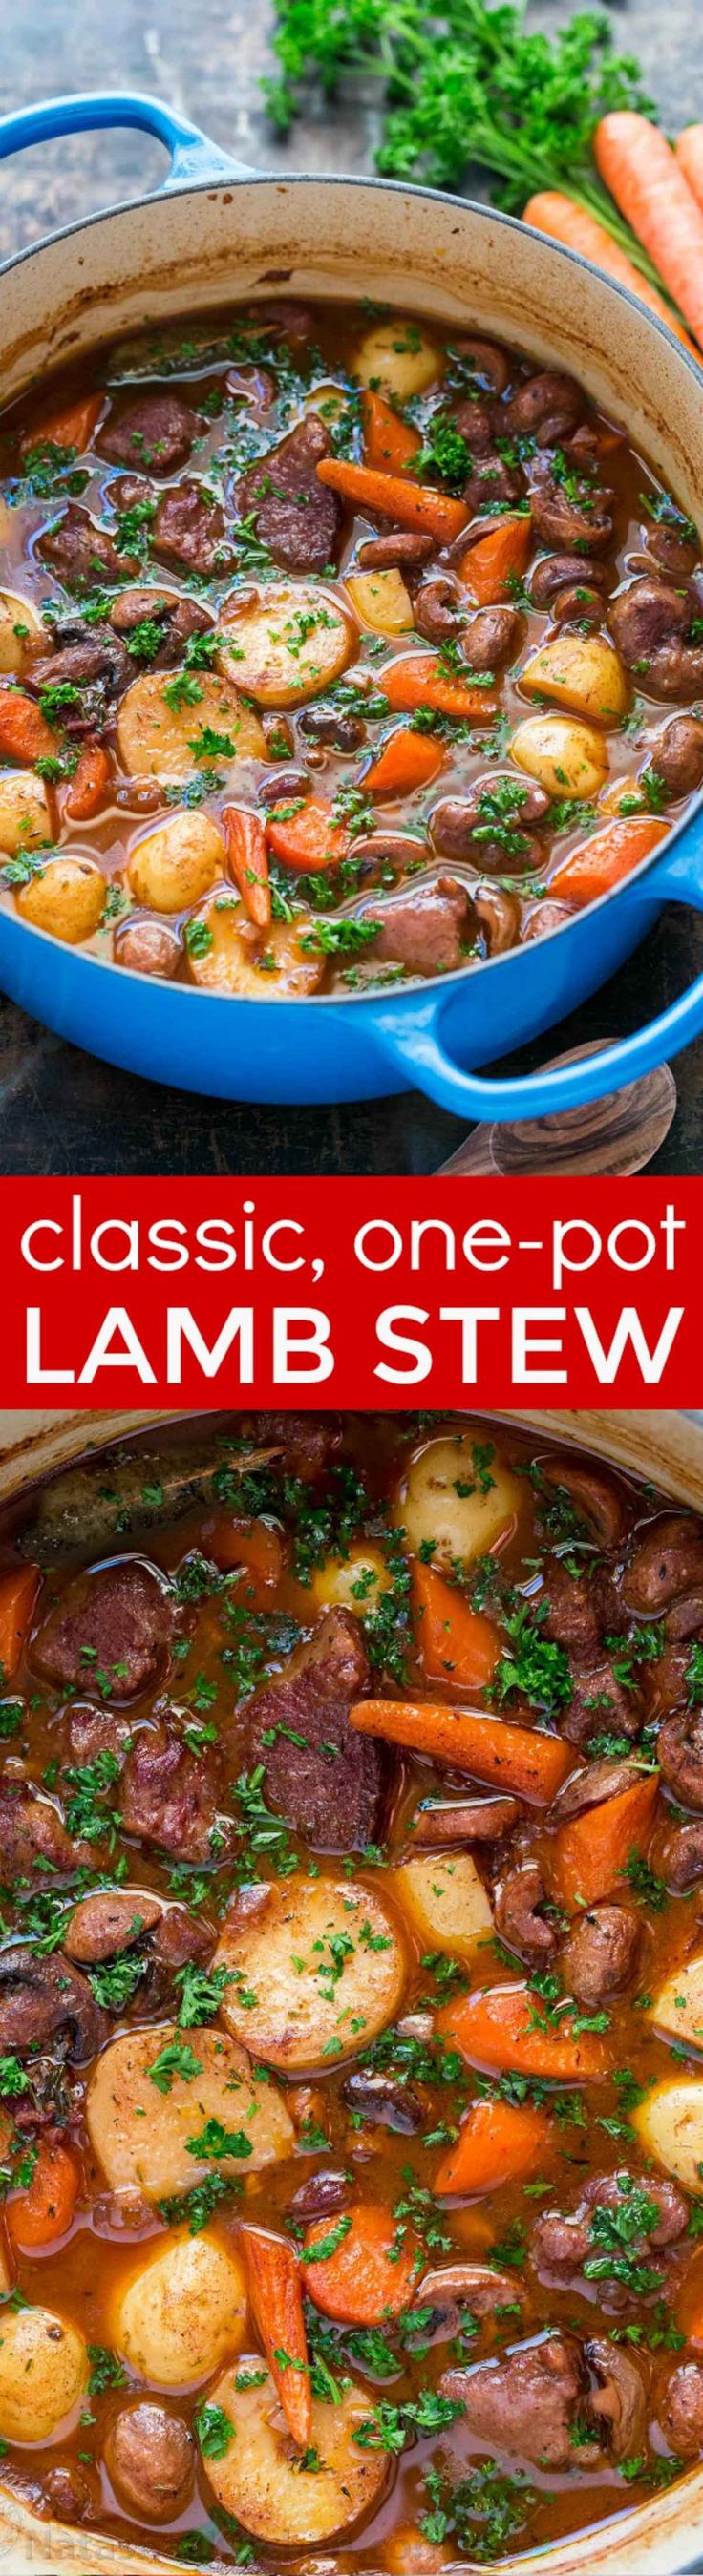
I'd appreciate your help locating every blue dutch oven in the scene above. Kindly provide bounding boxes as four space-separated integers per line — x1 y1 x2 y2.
0 89 701 1120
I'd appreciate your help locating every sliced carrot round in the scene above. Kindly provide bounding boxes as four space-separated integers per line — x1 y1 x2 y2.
436 2093 551 2196
302 2202 420 2324
438 1983 608 2083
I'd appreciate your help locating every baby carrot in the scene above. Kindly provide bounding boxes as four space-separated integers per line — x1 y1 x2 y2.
522 191 700 357
594 113 703 352
0 688 55 767
315 455 469 543
8 2140 79 2249
245 2228 311 2450
223 804 271 928
349 1698 571 1804
64 742 112 822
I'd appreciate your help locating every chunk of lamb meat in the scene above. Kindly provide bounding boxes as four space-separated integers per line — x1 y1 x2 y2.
0 1943 107 2060
31 622 130 726
119 1721 223 1861
539 1558 622 1653
610 579 703 699
99 392 198 475
236 417 342 573
441 2336 586 2470
505 370 586 447
246 1410 341 1480
561 1904 640 2008
109 586 214 667
565 1656 641 1747
533 2170 689 2287
37 502 137 591
538 1459 627 1550
245 1606 383 1851
32 1556 174 1702
104 2402 195 2523
0 1783 90 1886
657 1817 703 1888
622 1514 703 1613
650 713 703 798
660 2363 703 2457
658 1704 703 1809
585 2338 647 2460
153 482 233 577
494 1862 556 1964
359 877 474 978
67 1704 133 1766
462 454 522 515
529 457 613 553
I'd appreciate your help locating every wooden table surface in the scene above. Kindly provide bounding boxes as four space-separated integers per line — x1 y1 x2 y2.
0 0 701 1176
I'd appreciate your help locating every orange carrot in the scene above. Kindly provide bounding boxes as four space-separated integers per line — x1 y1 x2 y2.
412 1562 499 1693
363 726 444 796
594 113 703 353
223 804 271 928
0 687 55 767
245 2228 311 2450
0 1563 40 1682
438 1984 608 2082
379 653 497 722
20 392 103 458
550 1772 659 1912
8 2140 79 2249
550 814 669 906
302 2203 420 2325
349 1698 571 1805
266 796 350 874
64 741 112 822
675 127 703 221
522 192 701 357
362 390 421 474
436 2094 551 2197
205 1515 285 1591
316 455 469 544
458 516 533 605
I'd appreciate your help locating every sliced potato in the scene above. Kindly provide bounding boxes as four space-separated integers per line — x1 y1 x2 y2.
86 2023 294 2198
633 2078 703 2193
395 1849 493 1959
352 317 440 402
311 1543 393 1615
520 636 628 727
0 769 53 855
214 1879 406 2071
397 1432 520 1571
0 590 47 676
117 669 266 778
346 568 414 635
186 898 324 997
114 2228 247 2388
0 2305 87 2443
126 810 224 915
16 854 105 943
202 2356 389 2543
650 1954 703 2052
511 713 608 800
218 581 352 707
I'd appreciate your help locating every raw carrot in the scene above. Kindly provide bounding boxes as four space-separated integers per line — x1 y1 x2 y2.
0 1563 40 1681
245 2228 311 2450
594 113 703 353
522 192 701 358
412 1561 499 1692
349 1699 571 1805
302 2203 420 2324
8 2139 79 2249
675 127 703 219
379 653 497 722
550 1772 659 1912
362 390 421 474
223 804 271 928
64 742 112 822
20 393 103 458
549 814 668 906
458 516 533 605
315 455 469 545
0 687 55 767
266 796 350 874
205 1515 285 1591
435 2094 551 2197
363 726 444 796
438 1984 608 2082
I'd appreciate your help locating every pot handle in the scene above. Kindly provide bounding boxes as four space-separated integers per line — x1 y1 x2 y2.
378 824 703 1122
0 90 254 192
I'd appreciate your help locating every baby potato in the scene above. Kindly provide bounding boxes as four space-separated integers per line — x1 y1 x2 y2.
0 590 47 676
127 810 224 915
186 898 325 997
0 768 53 855
511 712 608 800
217 581 352 707
0 2304 87 2443
397 1432 520 1571
346 568 414 635
352 317 440 402
114 2229 247 2389
117 669 266 778
519 635 628 727
395 1849 493 1960
16 854 105 943
86 2024 294 2198
214 1878 406 2071
311 1543 393 1615
650 1953 703 2052
202 2356 389 2544
633 2078 703 2193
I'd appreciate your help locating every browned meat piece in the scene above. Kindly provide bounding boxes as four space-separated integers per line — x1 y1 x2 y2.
67 1705 133 1766
109 585 213 666
245 1605 381 1852
99 392 198 475
539 1559 603 1652
153 481 233 577
104 2402 195 2523
119 1721 222 1862
452 337 511 396
610 579 703 699
253 300 313 343
63 1887 162 1963
529 553 610 610
430 775 548 867
585 2337 646 2460
658 1705 703 1809
585 2169 688 2246
414 1794 520 1845
289 2169 351 2223
247 1411 341 1479
356 531 435 570
660 2363 703 2457
298 704 365 751
115 919 181 978
494 1862 556 1964
31 621 130 726
463 454 522 515
37 502 137 591
441 2335 584 2470
43 2464 98 2523
342 2070 424 2134
652 717 703 801
529 456 613 553
549 1756 647 1825
360 877 474 978
505 370 586 446
451 397 495 454
538 1459 626 1550
236 417 342 573
464 606 519 669
666 1591 703 1641
534 2169 689 2287
623 1515 703 1613
564 1656 641 1747
32 1556 174 1702
414 574 465 644
658 1817 703 1888
531 2207 591 2275
143 1903 215 2012
225 363 275 417
0 1782 90 1885
562 1904 640 2007
0 1943 107 2060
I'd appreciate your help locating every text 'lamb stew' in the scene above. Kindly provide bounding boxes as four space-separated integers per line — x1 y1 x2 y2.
0 305 702 995
3 1416 703 2565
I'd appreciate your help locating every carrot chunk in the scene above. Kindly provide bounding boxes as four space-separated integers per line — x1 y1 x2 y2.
349 1698 571 1805
315 455 469 544
266 796 350 873
549 814 669 905
379 653 497 721
362 391 421 474
438 1984 608 2082
20 393 103 458
458 515 533 604
205 1516 285 1591
245 2228 311 2449
363 726 444 796
64 742 112 822
412 1562 500 1692
8 2140 79 2249
0 687 55 767
223 804 271 928
302 2203 420 2324
436 2095 551 2196
0 1563 40 1682
550 1772 659 1912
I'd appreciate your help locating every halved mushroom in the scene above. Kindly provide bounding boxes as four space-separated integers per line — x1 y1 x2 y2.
0 1944 108 2062
86 2023 294 2196
214 1879 406 2071
202 2356 389 2543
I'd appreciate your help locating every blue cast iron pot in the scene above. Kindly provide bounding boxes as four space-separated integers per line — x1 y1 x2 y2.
0 89 701 1122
